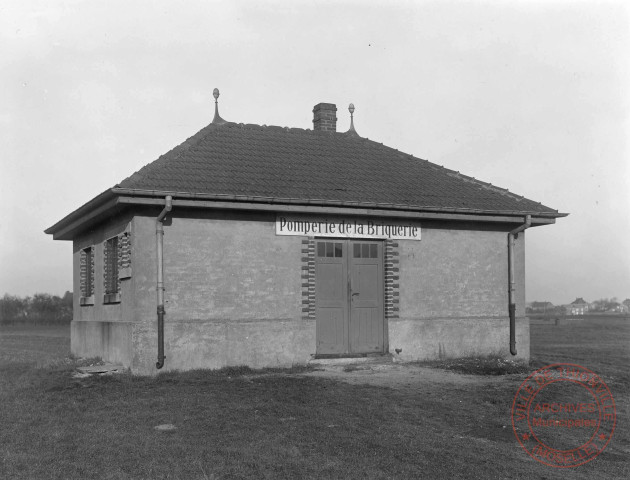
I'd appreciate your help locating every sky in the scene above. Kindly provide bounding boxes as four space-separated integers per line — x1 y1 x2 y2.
1 0 628 305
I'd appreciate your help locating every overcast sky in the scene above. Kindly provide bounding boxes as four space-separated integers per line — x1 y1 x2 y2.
1 0 628 304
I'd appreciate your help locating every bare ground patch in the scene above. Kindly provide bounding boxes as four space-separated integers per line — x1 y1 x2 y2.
301 361 507 388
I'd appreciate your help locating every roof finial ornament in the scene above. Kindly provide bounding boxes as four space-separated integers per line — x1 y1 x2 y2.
212 88 227 125
346 103 359 136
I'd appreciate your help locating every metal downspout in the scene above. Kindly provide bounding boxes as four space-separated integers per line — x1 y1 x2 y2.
156 196 173 369
508 215 531 356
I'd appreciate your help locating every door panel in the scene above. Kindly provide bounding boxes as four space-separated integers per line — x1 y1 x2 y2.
351 307 382 352
352 264 380 306
349 242 383 353
316 308 345 353
315 243 347 354
317 263 345 303
315 239 383 355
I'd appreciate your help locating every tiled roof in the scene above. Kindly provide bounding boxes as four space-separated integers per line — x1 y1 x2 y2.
530 301 554 308
115 122 561 216
571 298 588 304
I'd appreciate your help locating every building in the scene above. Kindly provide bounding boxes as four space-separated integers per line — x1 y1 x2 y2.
45 92 566 374
566 298 590 315
526 301 556 315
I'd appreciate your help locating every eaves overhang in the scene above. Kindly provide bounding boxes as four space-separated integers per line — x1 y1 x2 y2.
44 188 120 240
45 188 569 240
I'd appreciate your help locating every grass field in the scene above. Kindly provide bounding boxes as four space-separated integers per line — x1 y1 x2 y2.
0 318 628 479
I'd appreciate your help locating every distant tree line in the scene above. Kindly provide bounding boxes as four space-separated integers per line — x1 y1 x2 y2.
591 297 628 313
0 292 73 325
526 304 567 316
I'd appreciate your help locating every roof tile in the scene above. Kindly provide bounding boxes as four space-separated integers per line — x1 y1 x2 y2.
116 122 561 215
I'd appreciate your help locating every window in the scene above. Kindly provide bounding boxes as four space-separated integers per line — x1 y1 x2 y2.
103 236 120 303
353 243 378 258
317 241 343 258
119 231 132 278
80 247 94 306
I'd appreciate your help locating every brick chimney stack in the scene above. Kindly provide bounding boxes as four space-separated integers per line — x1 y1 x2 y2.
312 103 337 132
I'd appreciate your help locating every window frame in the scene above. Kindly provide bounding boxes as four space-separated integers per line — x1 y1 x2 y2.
80 246 95 306
103 236 121 304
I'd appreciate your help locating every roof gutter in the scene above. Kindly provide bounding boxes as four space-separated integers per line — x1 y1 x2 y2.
508 214 531 356
44 188 118 239
111 187 569 219
45 188 566 240
116 196 558 225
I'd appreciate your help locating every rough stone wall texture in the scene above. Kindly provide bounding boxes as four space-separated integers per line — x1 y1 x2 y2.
392 222 529 362
71 213 134 363
70 209 531 372
71 321 133 366
130 210 306 373
72 214 134 322
162 212 303 320
388 317 530 363
131 319 315 375
400 225 507 318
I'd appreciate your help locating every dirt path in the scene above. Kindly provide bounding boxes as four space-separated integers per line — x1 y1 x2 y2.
300 361 509 389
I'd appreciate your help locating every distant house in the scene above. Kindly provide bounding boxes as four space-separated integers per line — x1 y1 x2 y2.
608 301 628 314
45 94 567 374
527 301 555 314
566 298 589 315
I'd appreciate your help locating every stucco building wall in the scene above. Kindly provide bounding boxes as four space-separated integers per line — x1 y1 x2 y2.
389 223 529 362
130 211 310 374
71 213 134 365
70 209 529 374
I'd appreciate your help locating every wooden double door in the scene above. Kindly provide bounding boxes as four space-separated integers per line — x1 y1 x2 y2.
315 239 385 355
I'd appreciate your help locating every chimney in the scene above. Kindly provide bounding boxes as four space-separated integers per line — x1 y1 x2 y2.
312 103 337 132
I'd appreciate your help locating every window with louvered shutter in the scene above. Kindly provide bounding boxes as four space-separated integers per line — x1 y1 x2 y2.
103 236 121 303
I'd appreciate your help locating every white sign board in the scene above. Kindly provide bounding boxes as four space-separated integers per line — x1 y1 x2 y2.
276 215 421 240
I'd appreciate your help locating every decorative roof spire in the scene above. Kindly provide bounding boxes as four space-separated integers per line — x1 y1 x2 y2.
212 88 227 125
346 103 359 136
